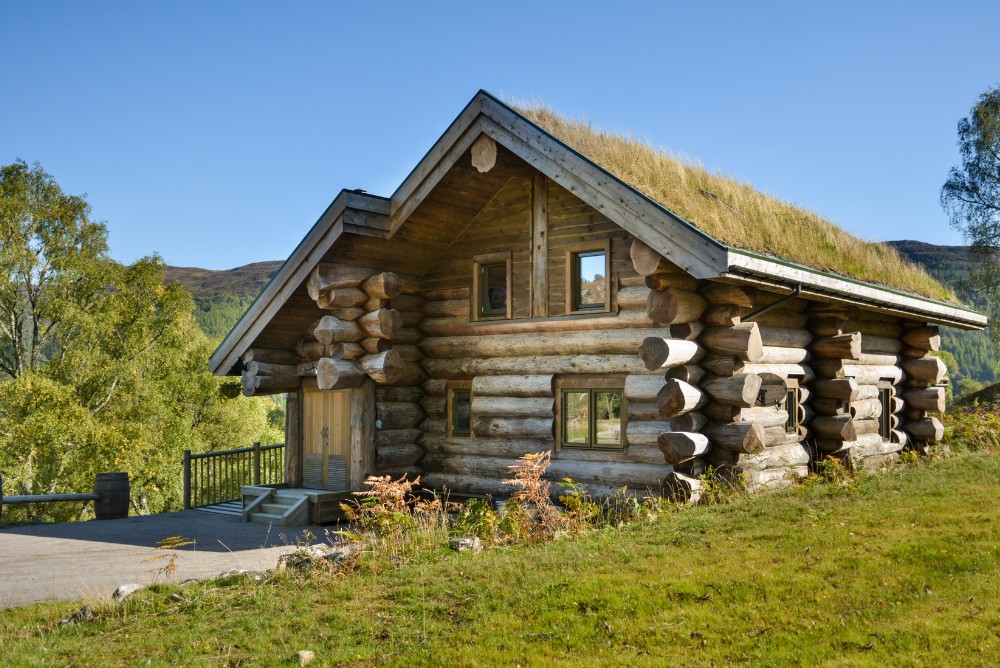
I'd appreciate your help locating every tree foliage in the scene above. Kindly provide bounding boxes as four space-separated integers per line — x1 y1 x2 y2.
0 161 282 521
942 86 1000 295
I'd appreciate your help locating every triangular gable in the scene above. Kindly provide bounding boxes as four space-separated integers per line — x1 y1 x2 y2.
212 91 985 375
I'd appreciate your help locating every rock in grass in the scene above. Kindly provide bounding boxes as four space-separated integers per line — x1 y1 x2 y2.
278 542 359 572
59 605 95 626
112 583 143 602
297 649 316 666
449 537 483 552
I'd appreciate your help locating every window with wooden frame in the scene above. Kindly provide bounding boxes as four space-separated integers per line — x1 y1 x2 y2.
555 376 626 450
784 378 800 433
566 240 611 314
472 252 511 320
877 381 892 441
447 381 473 438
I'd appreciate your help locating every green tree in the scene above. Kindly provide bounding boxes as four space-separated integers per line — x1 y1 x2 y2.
941 85 1000 339
0 161 281 521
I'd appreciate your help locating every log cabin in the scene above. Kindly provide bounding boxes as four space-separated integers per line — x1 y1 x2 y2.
210 90 985 524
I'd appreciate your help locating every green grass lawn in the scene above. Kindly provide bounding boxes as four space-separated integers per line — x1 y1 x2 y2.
3 453 1000 667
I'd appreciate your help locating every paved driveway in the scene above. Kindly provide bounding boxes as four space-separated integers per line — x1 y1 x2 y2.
0 511 326 609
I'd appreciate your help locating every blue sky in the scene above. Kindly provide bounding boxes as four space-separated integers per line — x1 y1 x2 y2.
4 1 999 270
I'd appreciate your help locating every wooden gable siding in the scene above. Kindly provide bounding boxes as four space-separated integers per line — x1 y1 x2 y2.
546 177 637 316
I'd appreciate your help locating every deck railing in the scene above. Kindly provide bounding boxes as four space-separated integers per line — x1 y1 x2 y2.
183 442 284 509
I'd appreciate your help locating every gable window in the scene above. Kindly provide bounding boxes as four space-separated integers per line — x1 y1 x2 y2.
878 381 892 441
447 381 473 438
784 378 800 433
556 376 625 450
566 241 611 314
473 252 511 320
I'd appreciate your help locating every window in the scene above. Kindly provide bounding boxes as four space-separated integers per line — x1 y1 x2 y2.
784 378 799 433
557 377 625 450
473 252 511 320
566 241 611 313
878 382 892 441
447 381 473 438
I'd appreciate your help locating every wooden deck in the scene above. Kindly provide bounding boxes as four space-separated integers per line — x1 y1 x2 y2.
241 486 355 525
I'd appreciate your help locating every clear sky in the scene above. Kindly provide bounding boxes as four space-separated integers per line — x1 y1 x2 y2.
4 1 999 270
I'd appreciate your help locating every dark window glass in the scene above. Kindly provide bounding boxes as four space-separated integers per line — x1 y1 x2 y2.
562 388 623 449
480 262 507 317
451 389 471 436
573 250 606 310
785 388 798 433
878 387 892 440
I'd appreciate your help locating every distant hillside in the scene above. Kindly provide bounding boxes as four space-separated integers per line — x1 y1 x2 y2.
886 240 995 385
165 261 281 340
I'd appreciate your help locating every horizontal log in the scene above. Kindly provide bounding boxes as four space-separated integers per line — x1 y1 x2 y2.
811 378 859 401
701 373 762 408
669 321 705 341
247 361 296 377
392 344 422 363
422 299 470 318
656 379 707 417
808 317 845 337
418 395 446 420
473 417 553 440
665 364 706 385
811 415 857 441
851 418 880 437
390 293 423 313
741 363 816 384
901 325 941 351
317 287 369 309
701 304 741 327
630 238 679 276
360 350 406 384
861 335 903 354
420 309 654 336
310 316 364 344
376 402 425 430
306 264 374 300
763 426 806 448
472 375 554 398
324 307 365 322
616 285 652 310
647 288 708 325
241 372 300 396
241 348 300 366
658 432 711 464
842 319 902 338
628 401 662 421
709 441 809 469
316 358 365 390
422 328 654 359
295 340 341 361
757 346 810 365
857 352 900 366
703 421 766 454
375 428 423 447
638 337 705 370
733 406 792 429
625 420 674 446
699 282 756 307
376 385 422 403
420 472 512 497
375 444 423 469
389 362 426 387
849 398 883 420
664 471 704 505
361 297 388 312
623 375 667 403
757 326 813 348
811 360 904 385
811 333 861 360
700 322 764 362
360 272 403 300
359 309 402 340
644 272 699 292
701 355 744 377
422 355 658 379
750 309 809 330
901 357 947 385
471 396 553 418
904 386 946 413
669 411 707 433
361 338 392 354
420 436 551 459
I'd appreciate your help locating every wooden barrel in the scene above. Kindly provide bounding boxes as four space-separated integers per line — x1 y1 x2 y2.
94 472 130 520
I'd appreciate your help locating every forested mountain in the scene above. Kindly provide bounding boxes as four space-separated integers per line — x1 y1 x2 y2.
886 240 995 385
164 261 282 340
166 243 995 383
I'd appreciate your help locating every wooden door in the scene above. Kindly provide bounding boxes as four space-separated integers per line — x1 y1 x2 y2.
302 389 352 491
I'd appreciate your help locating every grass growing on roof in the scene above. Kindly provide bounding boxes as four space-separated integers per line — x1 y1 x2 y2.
515 103 956 303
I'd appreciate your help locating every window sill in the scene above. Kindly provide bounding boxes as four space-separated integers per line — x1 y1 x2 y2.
466 309 619 328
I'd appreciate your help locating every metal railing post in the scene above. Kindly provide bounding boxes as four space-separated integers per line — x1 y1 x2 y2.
253 441 261 486
182 450 192 510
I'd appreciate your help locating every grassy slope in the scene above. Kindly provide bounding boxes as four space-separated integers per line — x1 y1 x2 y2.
517 105 955 303
3 453 999 666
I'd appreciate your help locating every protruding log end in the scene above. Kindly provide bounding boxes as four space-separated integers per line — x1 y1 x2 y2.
658 431 711 464
703 421 766 454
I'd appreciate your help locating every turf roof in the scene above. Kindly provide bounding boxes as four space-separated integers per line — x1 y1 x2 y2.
514 104 956 303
